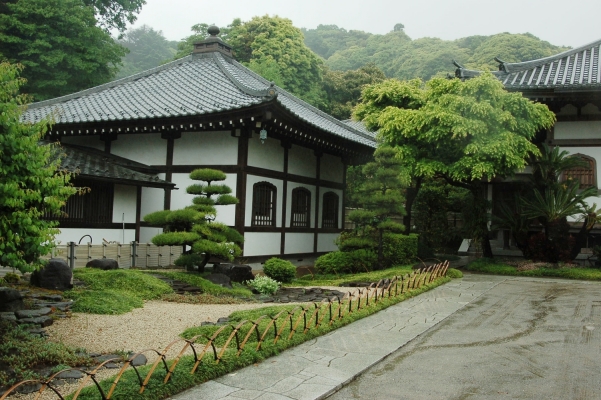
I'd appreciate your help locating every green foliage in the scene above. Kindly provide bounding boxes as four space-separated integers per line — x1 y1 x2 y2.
381 233 418 267
0 63 77 273
0 0 126 100
355 73 556 257
246 275 279 295
413 180 467 252
3 272 21 284
465 258 601 281
115 25 177 79
262 258 297 283
150 271 253 298
0 320 91 387
314 249 377 274
173 253 207 270
83 0 145 33
446 268 463 279
144 168 242 272
64 269 172 314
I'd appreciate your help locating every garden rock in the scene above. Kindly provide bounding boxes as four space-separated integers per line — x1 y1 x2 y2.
55 369 85 380
30 258 73 291
205 273 232 289
0 312 17 322
128 354 147 366
0 287 24 312
18 316 53 327
15 308 52 319
86 259 119 270
213 263 254 283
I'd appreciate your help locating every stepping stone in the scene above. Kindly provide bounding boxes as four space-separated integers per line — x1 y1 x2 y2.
16 307 53 318
18 316 53 327
56 369 85 379
16 382 42 394
128 354 147 366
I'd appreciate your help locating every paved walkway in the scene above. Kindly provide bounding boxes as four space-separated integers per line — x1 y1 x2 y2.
168 274 506 400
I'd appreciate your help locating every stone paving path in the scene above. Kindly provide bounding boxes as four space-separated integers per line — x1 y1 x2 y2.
168 274 506 400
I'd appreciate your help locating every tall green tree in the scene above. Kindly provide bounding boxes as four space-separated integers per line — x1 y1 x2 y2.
322 63 386 120
347 146 407 269
0 63 77 273
355 73 556 258
0 0 126 100
116 25 177 79
144 169 243 272
84 0 146 33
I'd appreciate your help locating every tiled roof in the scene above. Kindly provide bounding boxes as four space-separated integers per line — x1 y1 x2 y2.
23 52 375 148
455 39 601 91
50 143 174 188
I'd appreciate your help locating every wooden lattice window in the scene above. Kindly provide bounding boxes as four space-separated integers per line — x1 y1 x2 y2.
291 187 311 227
322 192 339 229
562 155 596 188
252 182 276 226
46 180 114 224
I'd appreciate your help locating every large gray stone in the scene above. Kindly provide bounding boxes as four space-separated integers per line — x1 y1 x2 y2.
30 259 73 291
213 263 254 283
205 273 232 289
86 258 119 270
0 287 24 312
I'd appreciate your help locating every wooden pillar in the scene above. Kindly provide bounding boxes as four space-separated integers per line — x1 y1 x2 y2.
280 141 291 255
135 186 142 242
235 129 251 244
161 132 180 210
313 151 322 253
100 133 117 154
341 160 348 230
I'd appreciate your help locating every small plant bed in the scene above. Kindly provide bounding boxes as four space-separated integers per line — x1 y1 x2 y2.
64 269 173 315
56 270 451 400
149 271 254 299
465 258 601 280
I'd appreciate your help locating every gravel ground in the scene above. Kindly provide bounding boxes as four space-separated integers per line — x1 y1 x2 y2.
11 287 359 400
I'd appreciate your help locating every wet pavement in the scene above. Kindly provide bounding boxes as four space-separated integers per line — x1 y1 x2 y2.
329 275 601 400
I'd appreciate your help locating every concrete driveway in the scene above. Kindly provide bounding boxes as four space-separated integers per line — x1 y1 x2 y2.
328 275 601 400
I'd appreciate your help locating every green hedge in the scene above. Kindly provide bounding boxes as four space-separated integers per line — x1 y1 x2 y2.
382 233 418 267
262 258 297 283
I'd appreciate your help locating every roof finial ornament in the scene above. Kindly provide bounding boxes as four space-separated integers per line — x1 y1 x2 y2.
494 57 508 72
452 59 464 69
207 25 220 37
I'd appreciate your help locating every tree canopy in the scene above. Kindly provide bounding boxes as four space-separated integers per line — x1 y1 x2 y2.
0 0 126 100
0 63 77 273
83 0 145 33
115 25 177 79
354 73 556 257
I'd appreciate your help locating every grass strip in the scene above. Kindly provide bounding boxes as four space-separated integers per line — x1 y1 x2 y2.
67 276 450 400
290 264 415 287
148 271 254 298
465 258 601 280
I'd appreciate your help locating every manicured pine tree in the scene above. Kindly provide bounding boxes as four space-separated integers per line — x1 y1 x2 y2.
144 168 243 272
348 146 407 269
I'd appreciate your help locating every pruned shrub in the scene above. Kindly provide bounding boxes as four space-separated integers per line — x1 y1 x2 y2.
315 249 377 274
263 258 297 283
446 268 463 279
382 233 418 267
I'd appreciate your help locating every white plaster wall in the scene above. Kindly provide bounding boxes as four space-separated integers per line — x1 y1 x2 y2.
112 185 137 223
60 136 105 151
320 153 344 183
141 186 165 219
318 188 344 229
173 131 238 165
554 121 601 140
285 183 316 228
245 175 284 227
317 233 340 253
54 228 135 245
288 145 316 178
284 233 314 254
170 172 237 226
140 227 163 243
247 133 284 171
111 133 166 165
243 232 281 257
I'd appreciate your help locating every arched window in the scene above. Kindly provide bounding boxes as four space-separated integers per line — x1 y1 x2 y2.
291 187 311 227
562 155 596 188
322 192 339 229
252 182 276 226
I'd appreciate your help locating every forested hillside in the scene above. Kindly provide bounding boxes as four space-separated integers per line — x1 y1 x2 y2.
302 24 569 81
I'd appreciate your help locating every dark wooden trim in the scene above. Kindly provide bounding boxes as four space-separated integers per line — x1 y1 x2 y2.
244 226 342 234
313 152 322 253
280 143 289 254
163 134 175 210
556 115 601 122
150 164 344 190
235 131 250 243
550 139 601 147
342 163 347 230
57 222 137 229
238 251 330 264
135 186 142 242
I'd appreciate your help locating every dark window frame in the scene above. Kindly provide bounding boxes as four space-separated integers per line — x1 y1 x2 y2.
290 187 311 227
322 191 339 229
252 181 277 226
45 179 114 224
562 154 597 189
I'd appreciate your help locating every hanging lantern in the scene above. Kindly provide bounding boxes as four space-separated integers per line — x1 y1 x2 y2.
260 129 267 144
